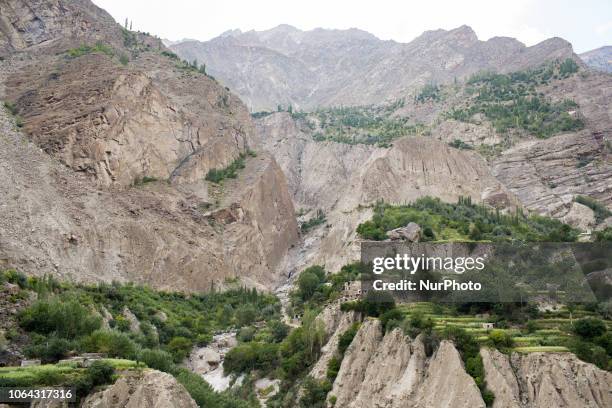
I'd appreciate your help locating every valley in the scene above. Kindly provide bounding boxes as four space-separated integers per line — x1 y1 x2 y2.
0 0 611 407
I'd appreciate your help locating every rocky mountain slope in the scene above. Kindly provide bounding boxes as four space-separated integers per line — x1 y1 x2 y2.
258 112 518 272
171 25 578 111
580 46 612 73
0 0 298 291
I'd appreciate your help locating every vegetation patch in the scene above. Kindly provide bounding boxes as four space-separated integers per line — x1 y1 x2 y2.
306 100 427 146
300 209 327 233
66 42 115 58
356 196 579 242
206 151 256 184
447 59 584 138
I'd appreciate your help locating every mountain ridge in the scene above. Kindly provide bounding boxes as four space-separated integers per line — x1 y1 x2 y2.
171 24 578 111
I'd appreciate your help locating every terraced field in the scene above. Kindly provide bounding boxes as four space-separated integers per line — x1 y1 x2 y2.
397 302 610 353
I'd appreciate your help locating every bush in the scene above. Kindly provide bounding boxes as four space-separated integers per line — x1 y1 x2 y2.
235 305 257 327
573 318 607 339
25 336 77 363
173 368 253 408
87 361 114 386
268 320 290 343
205 153 247 183
81 330 137 359
488 329 514 348
338 323 360 355
594 227 612 242
574 196 611 223
237 326 256 342
139 348 175 373
19 297 102 339
166 336 193 362
326 356 341 381
299 376 332 408
223 342 280 375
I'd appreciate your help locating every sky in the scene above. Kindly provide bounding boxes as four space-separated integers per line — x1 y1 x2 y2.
92 0 611 53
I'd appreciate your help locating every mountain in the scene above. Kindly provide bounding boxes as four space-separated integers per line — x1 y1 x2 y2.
0 0 298 291
171 25 577 111
580 46 612 73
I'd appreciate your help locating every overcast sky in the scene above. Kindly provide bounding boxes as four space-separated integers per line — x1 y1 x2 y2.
92 0 610 53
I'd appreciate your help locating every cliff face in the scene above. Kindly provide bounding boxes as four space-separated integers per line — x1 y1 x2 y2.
0 0 298 291
481 347 612 408
258 112 517 272
325 319 485 408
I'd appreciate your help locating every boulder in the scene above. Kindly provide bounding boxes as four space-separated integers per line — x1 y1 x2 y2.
387 222 422 242
81 370 197 408
562 202 596 231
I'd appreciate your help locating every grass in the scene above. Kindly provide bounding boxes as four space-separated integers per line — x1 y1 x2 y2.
67 42 114 58
513 346 569 353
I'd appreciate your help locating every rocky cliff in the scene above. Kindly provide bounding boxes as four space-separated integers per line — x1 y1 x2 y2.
258 112 518 272
325 319 485 408
481 347 612 408
0 0 298 291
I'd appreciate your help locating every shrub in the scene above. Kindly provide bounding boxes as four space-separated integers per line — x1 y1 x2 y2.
237 326 256 342
173 368 253 408
139 348 175 373
488 329 514 348
235 304 257 327
205 153 247 183
268 320 290 343
223 342 280 375
24 336 77 363
87 361 114 386
299 376 332 408
301 210 327 233
594 227 612 242
166 336 193 362
338 323 360 355
81 329 137 359
326 356 340 381
19 297 102 339
573 318 607 339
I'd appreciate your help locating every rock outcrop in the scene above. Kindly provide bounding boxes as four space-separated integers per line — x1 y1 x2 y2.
324 319 485 408
481 347 612 408
0 0 298 291
310 303 360 379
81 369 198 408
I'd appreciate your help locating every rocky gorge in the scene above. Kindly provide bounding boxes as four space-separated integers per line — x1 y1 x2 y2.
0 0 610 407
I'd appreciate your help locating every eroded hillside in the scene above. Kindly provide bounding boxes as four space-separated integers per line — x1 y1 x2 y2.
0 0 298 290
